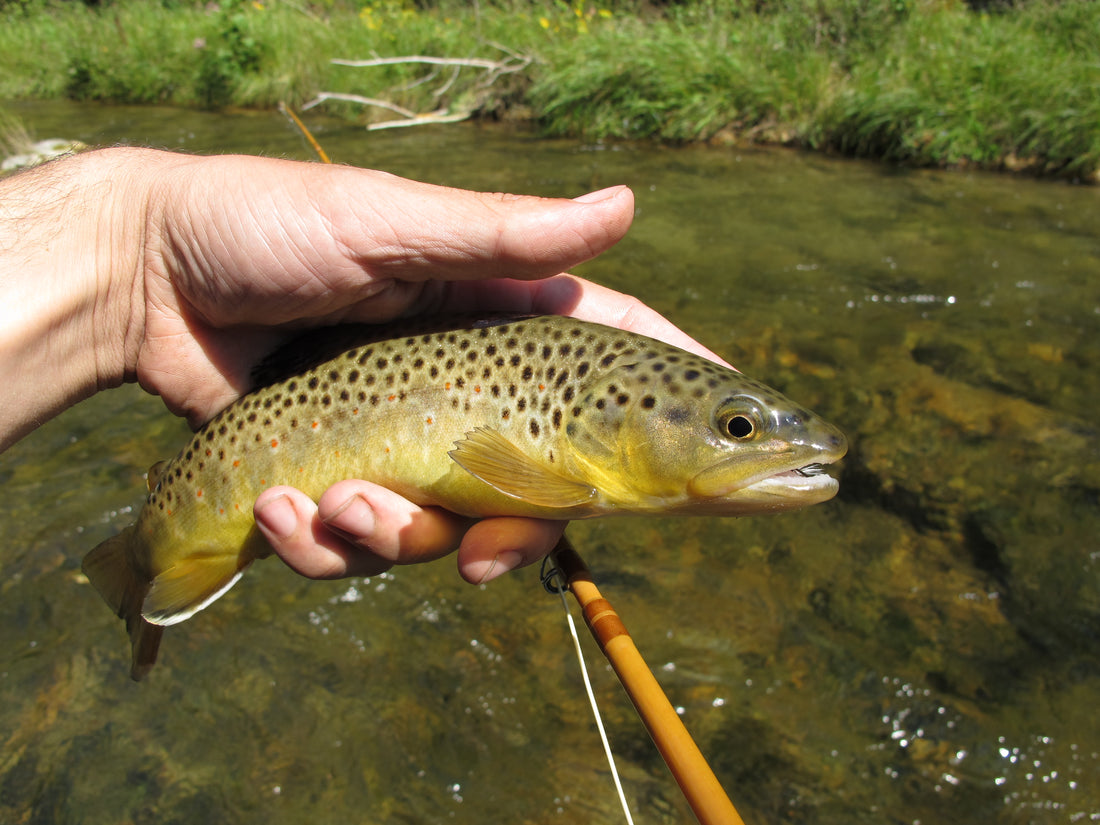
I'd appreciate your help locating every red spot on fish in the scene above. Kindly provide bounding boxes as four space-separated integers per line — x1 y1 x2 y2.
539 384 545 391
474 386 481 393
205 449 212 457
312 421 319 429
196 489 203 498
445 382 451 390
271 439 279 448
219 508 225 515
233 460 240 468
388 394 396 401
426 416 433 424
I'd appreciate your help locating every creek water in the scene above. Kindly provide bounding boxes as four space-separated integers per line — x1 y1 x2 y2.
1 100 1097 825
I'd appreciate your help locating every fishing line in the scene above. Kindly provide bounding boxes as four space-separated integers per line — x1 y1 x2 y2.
544 562 635 825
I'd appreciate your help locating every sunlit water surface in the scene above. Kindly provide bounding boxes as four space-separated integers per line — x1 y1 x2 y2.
1 101 1098 824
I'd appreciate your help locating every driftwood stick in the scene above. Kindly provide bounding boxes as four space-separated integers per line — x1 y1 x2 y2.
366 111 472 131
331 55 527 71
300 92 417 119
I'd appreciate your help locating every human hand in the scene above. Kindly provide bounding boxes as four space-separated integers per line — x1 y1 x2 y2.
1 148 725 585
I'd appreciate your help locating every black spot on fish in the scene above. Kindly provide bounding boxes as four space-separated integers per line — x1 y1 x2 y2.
641 395 656 409
577 363 590 378
298 393 308 405
348 370 360 382
530 419 540 437
684 369 700 381
552 409 562 429
329 370 340 381
616 394 629 406
595 399 605 410
600 354 617 368
308 376 320 390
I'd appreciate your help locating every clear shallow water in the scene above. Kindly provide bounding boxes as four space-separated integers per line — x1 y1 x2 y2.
1 100 1098 824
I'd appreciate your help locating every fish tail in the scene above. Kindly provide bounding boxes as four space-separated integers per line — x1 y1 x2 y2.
82 527 163 681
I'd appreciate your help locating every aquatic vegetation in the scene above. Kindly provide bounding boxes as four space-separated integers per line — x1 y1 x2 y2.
0 0 1097 176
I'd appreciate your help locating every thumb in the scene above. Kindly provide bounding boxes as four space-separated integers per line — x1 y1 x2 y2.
325 170 636 283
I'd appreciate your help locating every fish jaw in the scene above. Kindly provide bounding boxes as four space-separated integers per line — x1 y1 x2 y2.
684 426 848 515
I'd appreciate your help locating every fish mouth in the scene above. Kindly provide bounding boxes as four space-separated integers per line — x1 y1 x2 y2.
687 453 844 514
749 461 840 497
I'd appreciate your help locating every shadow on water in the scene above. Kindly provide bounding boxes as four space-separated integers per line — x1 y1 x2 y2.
1 100 1097 824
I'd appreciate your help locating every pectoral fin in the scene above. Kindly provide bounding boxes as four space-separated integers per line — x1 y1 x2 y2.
449 427 596 508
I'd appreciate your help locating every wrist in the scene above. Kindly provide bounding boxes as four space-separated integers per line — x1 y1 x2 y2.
0 148 156 450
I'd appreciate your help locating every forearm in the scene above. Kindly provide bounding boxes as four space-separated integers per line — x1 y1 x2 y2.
0 149 151 451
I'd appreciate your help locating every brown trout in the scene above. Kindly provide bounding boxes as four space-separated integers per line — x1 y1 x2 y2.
83 314 846 678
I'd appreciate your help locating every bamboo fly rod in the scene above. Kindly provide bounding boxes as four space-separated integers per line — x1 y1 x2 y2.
549 535 748 825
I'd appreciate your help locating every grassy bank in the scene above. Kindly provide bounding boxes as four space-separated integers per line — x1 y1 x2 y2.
1 0 1097 179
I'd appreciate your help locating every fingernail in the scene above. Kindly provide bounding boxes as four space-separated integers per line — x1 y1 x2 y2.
322 493 376 545
572 185 626 204
476 550 524 585
255 494 296 540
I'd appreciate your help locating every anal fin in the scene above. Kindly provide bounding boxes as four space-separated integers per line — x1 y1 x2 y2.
142 553 249 627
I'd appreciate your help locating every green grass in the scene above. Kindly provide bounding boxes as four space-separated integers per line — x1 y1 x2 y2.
0 0 1097 179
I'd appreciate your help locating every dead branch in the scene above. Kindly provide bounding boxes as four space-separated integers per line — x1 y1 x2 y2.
300 92 418 119
306 49 532 131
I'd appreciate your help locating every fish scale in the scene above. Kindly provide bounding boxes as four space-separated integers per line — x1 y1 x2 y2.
82 313 847 679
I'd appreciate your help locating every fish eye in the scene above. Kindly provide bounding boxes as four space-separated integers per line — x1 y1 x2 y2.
725 415 755 439
716 397 766 442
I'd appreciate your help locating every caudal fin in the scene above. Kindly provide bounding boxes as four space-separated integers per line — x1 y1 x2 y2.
84 527 256 680
83 528 165 681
